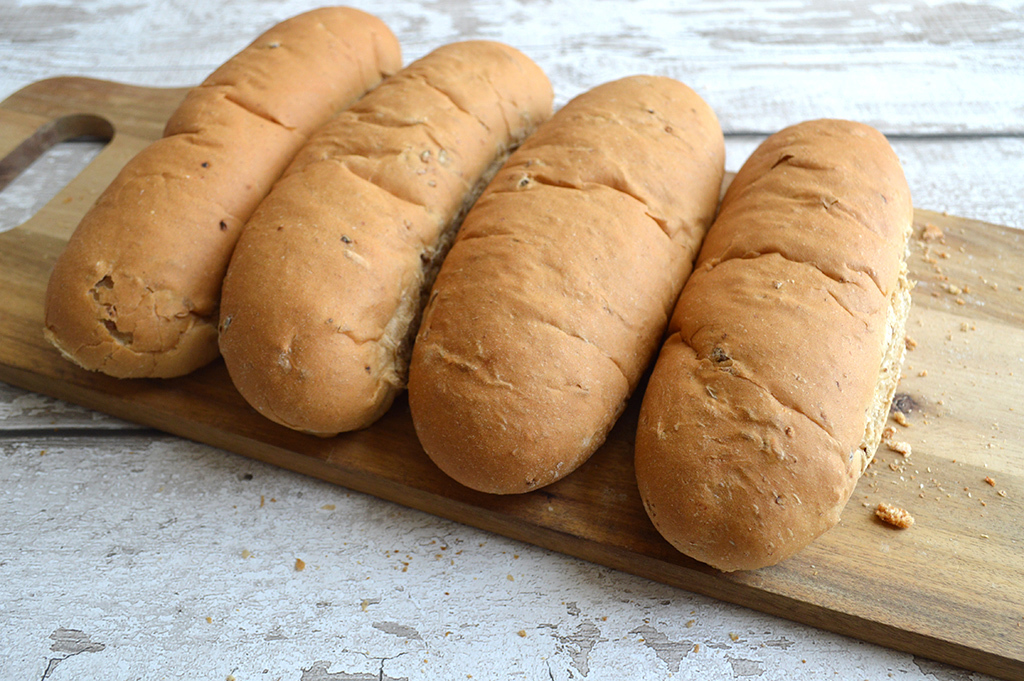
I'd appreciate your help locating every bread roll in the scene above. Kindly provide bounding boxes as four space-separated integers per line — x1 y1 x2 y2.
44 8 401 378
407 76 725 494
218 41 554 436
635 119 913 572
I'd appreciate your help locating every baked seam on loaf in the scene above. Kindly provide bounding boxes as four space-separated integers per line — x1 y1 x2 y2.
43 7 402 378
634 118 914 572
218 40 554 436
407 75 725 494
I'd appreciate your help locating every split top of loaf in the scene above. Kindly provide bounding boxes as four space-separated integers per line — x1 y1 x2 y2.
635 118 913 572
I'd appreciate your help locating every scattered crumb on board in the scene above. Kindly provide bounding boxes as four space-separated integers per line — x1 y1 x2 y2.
885 439 912 457
881 425 912 458
920 223 944 242
876 503 915 529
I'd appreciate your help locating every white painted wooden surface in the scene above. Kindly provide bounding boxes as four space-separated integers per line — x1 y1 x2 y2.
1 1 1021 679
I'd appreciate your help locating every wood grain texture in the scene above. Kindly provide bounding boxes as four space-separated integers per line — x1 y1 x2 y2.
0 78 1022 680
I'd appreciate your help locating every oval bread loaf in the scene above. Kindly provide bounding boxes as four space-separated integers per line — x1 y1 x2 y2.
43 7 402 378
218 40 554 436
407 76 725 494
635 119 914 572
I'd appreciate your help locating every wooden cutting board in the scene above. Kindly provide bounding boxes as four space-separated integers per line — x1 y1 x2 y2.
1 77 1022 680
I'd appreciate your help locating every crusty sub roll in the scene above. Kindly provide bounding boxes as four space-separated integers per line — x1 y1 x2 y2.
635 119 914 572
407 76 725 494
218 41 554 436
43 7 401 378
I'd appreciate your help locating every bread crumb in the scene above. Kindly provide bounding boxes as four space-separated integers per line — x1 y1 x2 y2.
892 411 910 427
876 503 915 529
885 439 912 457
918 370 928 377
942 283 962 295
518 629 527 637
985 476 996 486
295 558 306 572
904 336 918 350
955 298 966 306
920 223 944 241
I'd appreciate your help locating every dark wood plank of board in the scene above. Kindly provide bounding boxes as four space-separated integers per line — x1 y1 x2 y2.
1 77 1021 680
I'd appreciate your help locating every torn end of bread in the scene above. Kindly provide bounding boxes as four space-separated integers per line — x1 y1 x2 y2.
43 248 221 378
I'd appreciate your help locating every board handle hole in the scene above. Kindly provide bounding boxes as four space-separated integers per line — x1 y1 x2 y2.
0 113 113 232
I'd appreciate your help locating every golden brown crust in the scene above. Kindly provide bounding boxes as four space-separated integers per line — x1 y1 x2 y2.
218 41 554 435
43 8 402 378
635 119 913 572
407 76 724 494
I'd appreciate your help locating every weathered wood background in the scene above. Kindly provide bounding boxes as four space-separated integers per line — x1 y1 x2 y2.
1 1 1022 679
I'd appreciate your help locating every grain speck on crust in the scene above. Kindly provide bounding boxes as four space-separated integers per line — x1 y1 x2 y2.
876 502 915 529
